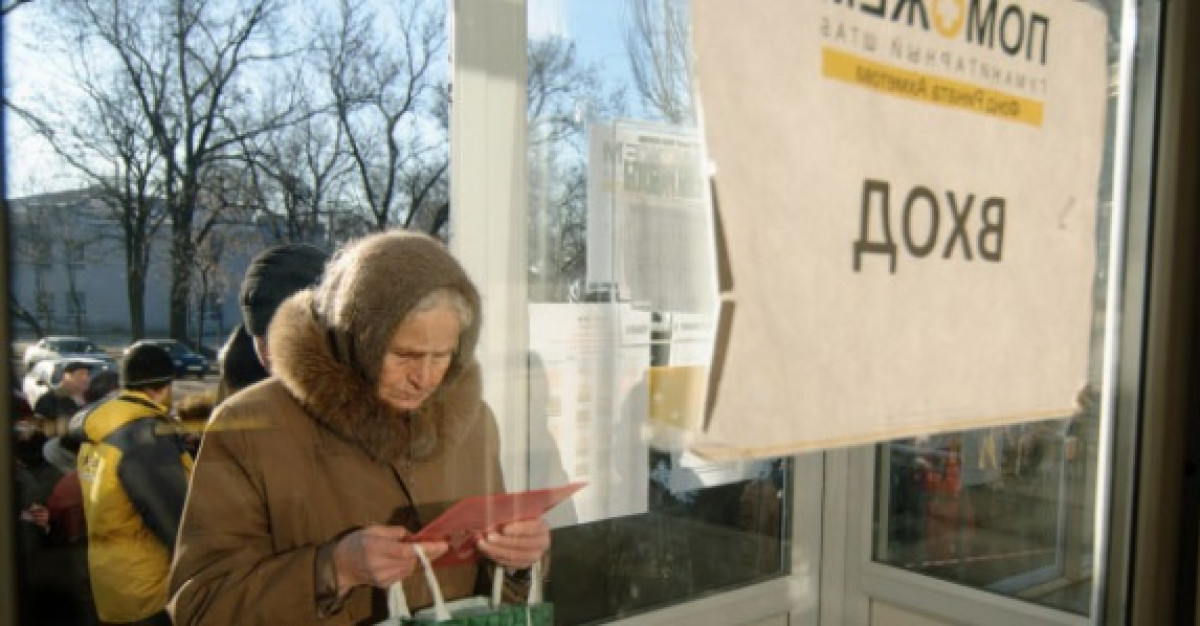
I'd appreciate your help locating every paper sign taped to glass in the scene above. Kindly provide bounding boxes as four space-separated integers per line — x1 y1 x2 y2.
686 0 1109 459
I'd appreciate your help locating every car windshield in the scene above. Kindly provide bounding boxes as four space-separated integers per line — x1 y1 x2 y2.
160 342 192 357
53 340 98 353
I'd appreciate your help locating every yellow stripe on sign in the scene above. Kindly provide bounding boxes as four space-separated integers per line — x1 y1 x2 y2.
822 47 1044 127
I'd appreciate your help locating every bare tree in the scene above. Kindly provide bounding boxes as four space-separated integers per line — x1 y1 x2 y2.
8 53 169 339
61 215 102 334
397 146 448 234
528 37 613 146
317 0 447 232
48 0 306 341
236 105 353 246
9 202 59 334
527 35 626 301
9 293 44 338
404 82 451 237
622 0 695 126
1 0 33 16
189 231 232 350
7 195 116 335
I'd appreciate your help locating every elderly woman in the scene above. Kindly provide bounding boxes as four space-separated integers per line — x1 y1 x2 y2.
168 231 549 625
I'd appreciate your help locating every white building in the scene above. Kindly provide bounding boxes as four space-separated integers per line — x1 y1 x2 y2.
8 187 279 347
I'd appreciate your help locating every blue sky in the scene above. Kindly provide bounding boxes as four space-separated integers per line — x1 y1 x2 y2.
4 5 78 196
536 0 630 68
4 0 639 197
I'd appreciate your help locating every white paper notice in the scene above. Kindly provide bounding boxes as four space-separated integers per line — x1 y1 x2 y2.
528 303 651 524
586 120 717 313
690 0 1109 459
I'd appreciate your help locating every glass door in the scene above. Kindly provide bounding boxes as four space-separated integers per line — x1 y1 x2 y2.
861 0 1161 622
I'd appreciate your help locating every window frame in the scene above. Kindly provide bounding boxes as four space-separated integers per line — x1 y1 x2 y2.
0 0 1186 624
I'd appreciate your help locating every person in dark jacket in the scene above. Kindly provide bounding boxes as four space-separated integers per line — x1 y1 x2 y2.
36 368 123 625
34 360 92 433
14 410 71 625
213 325 267 398
43 367 123 535
78 343 191 625
214 243 329 401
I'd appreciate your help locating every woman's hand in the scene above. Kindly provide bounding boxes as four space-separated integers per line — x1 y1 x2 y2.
476 518 550 570
332 525 448 595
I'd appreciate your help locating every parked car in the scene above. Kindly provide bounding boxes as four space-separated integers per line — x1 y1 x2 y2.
23 356 116 409
22 335 116 372
125 339 210 379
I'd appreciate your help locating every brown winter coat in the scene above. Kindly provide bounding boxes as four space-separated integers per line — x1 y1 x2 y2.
168 233 506 626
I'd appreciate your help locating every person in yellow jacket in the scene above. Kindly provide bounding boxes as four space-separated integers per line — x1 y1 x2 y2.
77 343 191 626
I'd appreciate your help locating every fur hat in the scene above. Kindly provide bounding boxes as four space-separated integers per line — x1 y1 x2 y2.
308 230 481 386
122 343 175 389
239 244 329 336
269 230 485 463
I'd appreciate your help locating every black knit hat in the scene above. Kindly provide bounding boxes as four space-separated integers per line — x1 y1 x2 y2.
240 244 329 336
122 343 175 389
62 361 91 374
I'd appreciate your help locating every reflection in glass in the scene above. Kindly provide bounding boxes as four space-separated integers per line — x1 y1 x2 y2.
873 0 1130 615
526 1 791 623
875 390 1098 614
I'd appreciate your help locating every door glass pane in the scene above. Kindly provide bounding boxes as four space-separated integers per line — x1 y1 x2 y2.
526 1 791 623
875 412 1096 614
7 0 451 624
873 0 1132 616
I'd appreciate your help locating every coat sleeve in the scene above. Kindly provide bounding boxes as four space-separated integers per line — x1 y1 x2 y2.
166 409 369 626
116 419 189 552
33 392 57 419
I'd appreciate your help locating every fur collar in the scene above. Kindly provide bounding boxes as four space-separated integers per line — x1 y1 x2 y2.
269 291 485 464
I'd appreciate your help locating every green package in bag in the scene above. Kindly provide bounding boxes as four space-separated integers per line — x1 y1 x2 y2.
405 601 553 626
378 546 552 626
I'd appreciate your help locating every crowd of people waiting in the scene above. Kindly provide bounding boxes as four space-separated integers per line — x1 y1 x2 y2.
12 232 552 625
14 350 214 625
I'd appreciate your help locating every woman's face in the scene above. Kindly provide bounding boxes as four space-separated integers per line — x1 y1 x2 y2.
375 305 461 412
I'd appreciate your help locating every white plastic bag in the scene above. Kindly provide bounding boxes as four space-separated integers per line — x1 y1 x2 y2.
378 545 545 625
